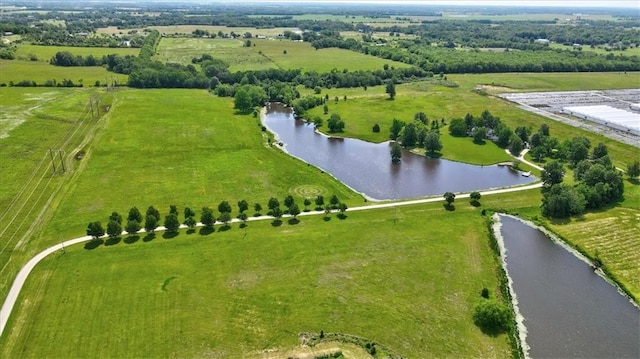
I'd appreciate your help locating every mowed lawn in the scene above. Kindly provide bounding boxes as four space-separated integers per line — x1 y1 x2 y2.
0 205 512 358
37 89 361 247
155 37 410 73
305 75 640 168
0 59 128 85
15 44 140 61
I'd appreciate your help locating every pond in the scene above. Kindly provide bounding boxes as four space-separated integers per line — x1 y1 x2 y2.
496 215 640 358
263 103 536 200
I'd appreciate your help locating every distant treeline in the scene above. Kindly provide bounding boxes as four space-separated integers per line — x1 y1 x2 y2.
310 35 640 73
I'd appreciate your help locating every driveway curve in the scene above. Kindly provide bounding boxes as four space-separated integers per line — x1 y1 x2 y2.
0 180 543 338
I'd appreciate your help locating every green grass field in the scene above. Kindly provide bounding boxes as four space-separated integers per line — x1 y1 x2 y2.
0 205 512 358
36 88 361 249
305 74 639 169
155 37 410 72
0 59 128 86
15 44 140 62
451 72 640 92
155 37 278 71
0 87 114 302
98 25 299 37
2 67 640 357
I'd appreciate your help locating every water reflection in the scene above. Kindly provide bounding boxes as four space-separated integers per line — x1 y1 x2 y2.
264 103 536 200
498 215 640 358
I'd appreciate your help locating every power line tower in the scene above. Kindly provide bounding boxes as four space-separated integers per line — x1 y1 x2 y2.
49 149 66 175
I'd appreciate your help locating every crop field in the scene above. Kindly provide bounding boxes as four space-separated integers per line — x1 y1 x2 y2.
15 44 140 62
0 59 128 86
546 204 640 300
0 205 512 358
155 37 410 73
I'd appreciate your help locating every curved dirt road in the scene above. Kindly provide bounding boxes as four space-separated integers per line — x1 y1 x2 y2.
0 180 543 338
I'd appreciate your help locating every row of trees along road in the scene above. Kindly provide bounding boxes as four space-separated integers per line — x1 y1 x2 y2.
86 195 348 240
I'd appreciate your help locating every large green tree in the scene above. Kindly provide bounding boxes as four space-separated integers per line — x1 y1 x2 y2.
424 131 443 155
541 184 586 218
106 219 122 238
541 160 565 187
164 214 180 233
201 206 215 227
385 81 396 100
86 221 105 240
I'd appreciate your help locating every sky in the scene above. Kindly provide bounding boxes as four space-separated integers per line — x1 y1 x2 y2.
189 0 640 8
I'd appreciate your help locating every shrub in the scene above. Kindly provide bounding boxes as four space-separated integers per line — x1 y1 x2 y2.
372 123 380 133
473 299 510 333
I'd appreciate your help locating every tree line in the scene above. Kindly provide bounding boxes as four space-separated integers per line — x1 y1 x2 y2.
85 195 349 240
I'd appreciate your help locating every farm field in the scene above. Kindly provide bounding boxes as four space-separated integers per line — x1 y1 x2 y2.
155 37 278 71
0 205 513 358
0 59 128 86
98 25 299 38
15 44 140 62
451 72 640 92
155 37 410 72
549 43 640 57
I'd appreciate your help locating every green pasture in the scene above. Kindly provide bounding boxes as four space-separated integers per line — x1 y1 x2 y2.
450 72 640 92
155 37 277 71
439 12 618 22
305 75 639 169
98 25 298 38
549 43 640 57
0 59 128 86
252 38 410 73
0 205 512 358
38 89 360 248
15 44 140 62
155 37 410 73
0 87 114 301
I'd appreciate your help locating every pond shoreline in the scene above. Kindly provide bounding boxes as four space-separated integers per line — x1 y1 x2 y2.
262 103 536 200
492 213 640 359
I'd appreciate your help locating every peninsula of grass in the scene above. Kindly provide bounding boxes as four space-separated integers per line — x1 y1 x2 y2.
0 205 513 358
305 75 639 168
0 59 128 85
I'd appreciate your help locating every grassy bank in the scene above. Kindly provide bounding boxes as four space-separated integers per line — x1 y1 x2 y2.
0 204 512 358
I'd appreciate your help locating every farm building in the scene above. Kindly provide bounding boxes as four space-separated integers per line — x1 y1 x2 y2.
562 105 640 136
